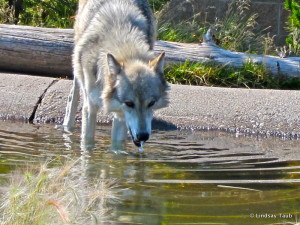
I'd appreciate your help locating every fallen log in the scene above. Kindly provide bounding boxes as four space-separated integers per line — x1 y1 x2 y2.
0 25 73 77
0 24 300 78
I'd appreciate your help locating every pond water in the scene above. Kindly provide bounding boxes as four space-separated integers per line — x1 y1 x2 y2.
1 120 300 225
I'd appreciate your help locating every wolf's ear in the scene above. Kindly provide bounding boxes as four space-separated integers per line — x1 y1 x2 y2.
107 53 122 75
150 52 165 75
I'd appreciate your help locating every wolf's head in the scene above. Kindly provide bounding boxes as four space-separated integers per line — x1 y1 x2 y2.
102 52 169 147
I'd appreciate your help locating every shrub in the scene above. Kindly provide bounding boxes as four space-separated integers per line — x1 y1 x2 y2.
2 0 77 28
0 0 13 24
284 0 300 56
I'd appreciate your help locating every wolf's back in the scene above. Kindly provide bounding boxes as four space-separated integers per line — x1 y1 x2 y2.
74 0 156 49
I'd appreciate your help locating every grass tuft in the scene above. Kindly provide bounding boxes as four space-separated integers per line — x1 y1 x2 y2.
213 0 270 53
0 159 119 225
157 0 275 54
165 60 300 90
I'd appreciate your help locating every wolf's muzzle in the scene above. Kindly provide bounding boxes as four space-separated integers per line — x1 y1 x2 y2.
136 132 149 142
129 129 149 147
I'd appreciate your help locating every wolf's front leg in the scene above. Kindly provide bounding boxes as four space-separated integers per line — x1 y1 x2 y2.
111 116 128 152
63 78 80 131
81 99 99 149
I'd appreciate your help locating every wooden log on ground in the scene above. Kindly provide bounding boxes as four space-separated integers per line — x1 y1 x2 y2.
0 25 73 77
0 24 300 78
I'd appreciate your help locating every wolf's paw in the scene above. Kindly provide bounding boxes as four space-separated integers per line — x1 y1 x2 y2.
55 124 74 133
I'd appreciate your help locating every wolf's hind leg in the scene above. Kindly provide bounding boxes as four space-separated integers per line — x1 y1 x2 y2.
63 78 80 131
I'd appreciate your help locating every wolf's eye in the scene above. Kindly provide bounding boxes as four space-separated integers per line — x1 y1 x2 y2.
148 101 155 108
125 101 135 108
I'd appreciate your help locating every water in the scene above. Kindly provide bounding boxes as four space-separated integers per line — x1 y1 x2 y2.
138 141 145 153
1 120 300 225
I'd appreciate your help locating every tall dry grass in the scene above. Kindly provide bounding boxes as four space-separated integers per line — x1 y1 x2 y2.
0 159 119 225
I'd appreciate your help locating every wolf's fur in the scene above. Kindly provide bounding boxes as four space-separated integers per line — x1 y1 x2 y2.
63 0 169 148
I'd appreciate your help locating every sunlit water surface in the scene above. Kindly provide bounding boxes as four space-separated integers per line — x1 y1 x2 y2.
1 120 300 225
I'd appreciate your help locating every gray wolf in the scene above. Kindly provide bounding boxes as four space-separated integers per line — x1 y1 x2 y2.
63 0 169 148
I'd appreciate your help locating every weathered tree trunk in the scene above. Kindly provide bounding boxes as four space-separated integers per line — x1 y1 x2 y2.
0 24 300 78
0 25 73 77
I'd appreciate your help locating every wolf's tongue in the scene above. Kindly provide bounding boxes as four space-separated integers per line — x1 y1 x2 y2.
129 128 143 147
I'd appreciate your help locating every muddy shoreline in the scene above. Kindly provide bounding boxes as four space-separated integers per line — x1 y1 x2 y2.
1 72 300 139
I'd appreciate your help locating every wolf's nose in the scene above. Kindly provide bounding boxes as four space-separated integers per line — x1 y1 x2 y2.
136 133 149 142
